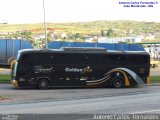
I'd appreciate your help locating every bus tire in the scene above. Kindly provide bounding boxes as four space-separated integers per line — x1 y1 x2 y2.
112 77 124 88
38 79 49 90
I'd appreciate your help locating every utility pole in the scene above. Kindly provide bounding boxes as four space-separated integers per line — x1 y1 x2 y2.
43 0 48 49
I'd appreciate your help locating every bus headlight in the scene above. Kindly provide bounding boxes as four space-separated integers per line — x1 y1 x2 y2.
12 80 19 88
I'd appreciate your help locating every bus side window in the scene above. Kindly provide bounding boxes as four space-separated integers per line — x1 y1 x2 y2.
33 53 54 65
124 54 148 65
54 54 68 64
70 54 93 65
20 54 31 64
107 54 123 65
96 55 111 65
17 54 31 76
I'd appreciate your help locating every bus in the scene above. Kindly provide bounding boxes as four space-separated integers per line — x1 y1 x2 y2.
11 47 150 89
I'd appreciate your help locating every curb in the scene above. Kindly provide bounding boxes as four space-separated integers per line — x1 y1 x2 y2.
147 82 160 86
0 81 10 84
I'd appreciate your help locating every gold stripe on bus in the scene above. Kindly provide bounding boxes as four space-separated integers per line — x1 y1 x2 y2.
10 60 16 69
86 74 110 83
146 76 150 84
87 79 108 85
8 57 14 65
111 70 130 86
87 77 111 85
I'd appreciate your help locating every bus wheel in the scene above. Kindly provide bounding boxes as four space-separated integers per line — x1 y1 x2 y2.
38 79 49 90
112 77 124 88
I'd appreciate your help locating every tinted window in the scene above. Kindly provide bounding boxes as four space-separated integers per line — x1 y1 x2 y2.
122 54 149 65
69 54 96 64
33 53 54 65
20 53 54 65
54 54 68 64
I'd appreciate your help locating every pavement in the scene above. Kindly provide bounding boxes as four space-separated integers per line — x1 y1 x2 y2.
0 83 159 104
0 68 10 75
150 64 160 76
0 85 160 115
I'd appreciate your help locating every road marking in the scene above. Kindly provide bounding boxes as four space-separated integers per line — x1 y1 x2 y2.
131 109 160 114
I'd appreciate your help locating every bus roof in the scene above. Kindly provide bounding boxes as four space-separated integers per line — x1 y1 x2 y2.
18 48 148 55
60 47 106 52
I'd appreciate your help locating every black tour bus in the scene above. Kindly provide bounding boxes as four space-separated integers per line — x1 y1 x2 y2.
11 47 150 89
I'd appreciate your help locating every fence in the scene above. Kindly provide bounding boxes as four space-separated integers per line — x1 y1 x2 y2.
0 39 33 65
48 41 145 51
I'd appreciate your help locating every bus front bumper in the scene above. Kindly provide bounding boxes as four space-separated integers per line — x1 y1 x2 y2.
12 80 19 88
147 76 150 84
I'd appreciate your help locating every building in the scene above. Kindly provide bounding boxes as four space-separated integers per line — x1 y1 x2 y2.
98 37 142 43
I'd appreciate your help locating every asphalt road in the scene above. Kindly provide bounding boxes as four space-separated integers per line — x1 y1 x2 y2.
1 91 160 114
0 84 160 115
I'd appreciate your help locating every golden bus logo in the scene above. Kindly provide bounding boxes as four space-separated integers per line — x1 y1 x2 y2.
65 66 93 73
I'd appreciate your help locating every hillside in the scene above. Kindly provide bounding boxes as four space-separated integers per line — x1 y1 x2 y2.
0 20 160 35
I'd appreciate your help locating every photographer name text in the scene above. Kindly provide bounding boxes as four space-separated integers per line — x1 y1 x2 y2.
119 1 159 8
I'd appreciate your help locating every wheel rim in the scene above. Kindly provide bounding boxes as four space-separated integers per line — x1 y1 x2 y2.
41 81 47 88
38 80 49 89
113 78 122 88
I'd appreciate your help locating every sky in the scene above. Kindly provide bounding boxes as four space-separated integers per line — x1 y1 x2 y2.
0 0 160 24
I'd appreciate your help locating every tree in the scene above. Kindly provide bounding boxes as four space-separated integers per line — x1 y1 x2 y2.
101 30 105 37
74 33 82 41
21 30 33 40
106 28 114 37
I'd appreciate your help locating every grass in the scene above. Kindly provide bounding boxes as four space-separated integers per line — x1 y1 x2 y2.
150 76 160 82
0 74 11 83
0 74 160 83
